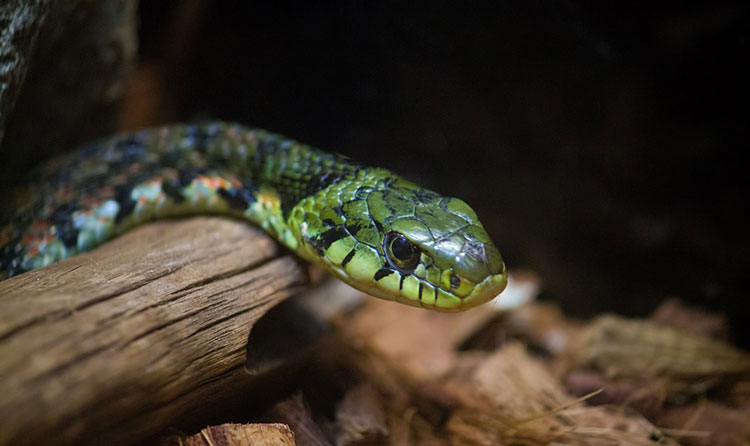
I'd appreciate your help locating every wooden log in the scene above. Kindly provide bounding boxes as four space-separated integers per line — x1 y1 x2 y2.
0 217 309 446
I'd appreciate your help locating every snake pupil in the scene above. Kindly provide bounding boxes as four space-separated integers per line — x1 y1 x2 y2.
391 236 413 260
385 232 419 271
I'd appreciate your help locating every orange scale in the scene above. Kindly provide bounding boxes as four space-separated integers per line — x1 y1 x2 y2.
226 176 243 189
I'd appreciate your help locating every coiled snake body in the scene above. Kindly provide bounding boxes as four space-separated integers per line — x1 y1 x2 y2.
0 122 506 311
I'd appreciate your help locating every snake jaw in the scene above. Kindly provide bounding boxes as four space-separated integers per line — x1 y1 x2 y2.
455 261 508 310
317 240 507 312
420 243 507 312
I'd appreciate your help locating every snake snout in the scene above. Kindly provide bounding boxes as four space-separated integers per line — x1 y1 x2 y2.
452 239 504 284
483 243 505 276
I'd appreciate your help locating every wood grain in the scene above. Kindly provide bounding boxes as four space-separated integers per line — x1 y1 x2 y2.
0 217 308 446
160 423 296 446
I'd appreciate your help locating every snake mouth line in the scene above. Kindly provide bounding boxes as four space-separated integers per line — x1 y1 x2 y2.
414 271 507 312
455 271 508 310
329 260 507 312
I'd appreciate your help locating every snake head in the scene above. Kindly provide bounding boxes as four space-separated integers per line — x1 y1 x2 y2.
376 190 507 311
307 174 507 312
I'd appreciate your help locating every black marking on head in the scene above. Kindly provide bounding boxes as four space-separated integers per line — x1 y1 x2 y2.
434 285 439 302
218 187 254 210
355 187 371 200
341 248 356 267
315 171 343 193
418 282 424 302
114 184 135 224
322 218 337 228
399 274 405 291
414 188 439 202
49 201 80 248
161 181 186 203
372 219 384 233
374 267 395 281
438 198 451 212
333 206 345 217
313 227 349 251
345 222 362 236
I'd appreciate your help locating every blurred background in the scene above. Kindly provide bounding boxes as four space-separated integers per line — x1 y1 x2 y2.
2 1 748 344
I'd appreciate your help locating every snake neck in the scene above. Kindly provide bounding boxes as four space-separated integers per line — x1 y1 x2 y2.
0 122 365 277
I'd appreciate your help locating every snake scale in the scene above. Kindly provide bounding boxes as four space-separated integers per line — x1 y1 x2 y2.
0 122 506 311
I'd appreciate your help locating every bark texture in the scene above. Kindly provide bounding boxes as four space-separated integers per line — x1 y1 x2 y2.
0 217 308 446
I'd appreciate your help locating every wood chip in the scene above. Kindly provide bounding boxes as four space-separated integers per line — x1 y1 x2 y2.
343 297 500 380
335 384 388 446
267 394 331 446
160 423 295 446
570 315 750 396
657 402 750 446
650 298 730 340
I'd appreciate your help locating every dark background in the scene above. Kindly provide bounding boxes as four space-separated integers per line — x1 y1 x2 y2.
11 1 750 344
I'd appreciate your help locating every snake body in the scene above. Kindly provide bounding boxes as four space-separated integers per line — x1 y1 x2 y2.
0 122 506 311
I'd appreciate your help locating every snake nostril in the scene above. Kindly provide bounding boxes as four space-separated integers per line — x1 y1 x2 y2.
449 273 461 289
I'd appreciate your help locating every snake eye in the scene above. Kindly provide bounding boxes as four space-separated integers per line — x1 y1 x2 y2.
384 232 420 272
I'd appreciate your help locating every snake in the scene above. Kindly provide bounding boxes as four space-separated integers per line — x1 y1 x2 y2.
0 122 507 311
